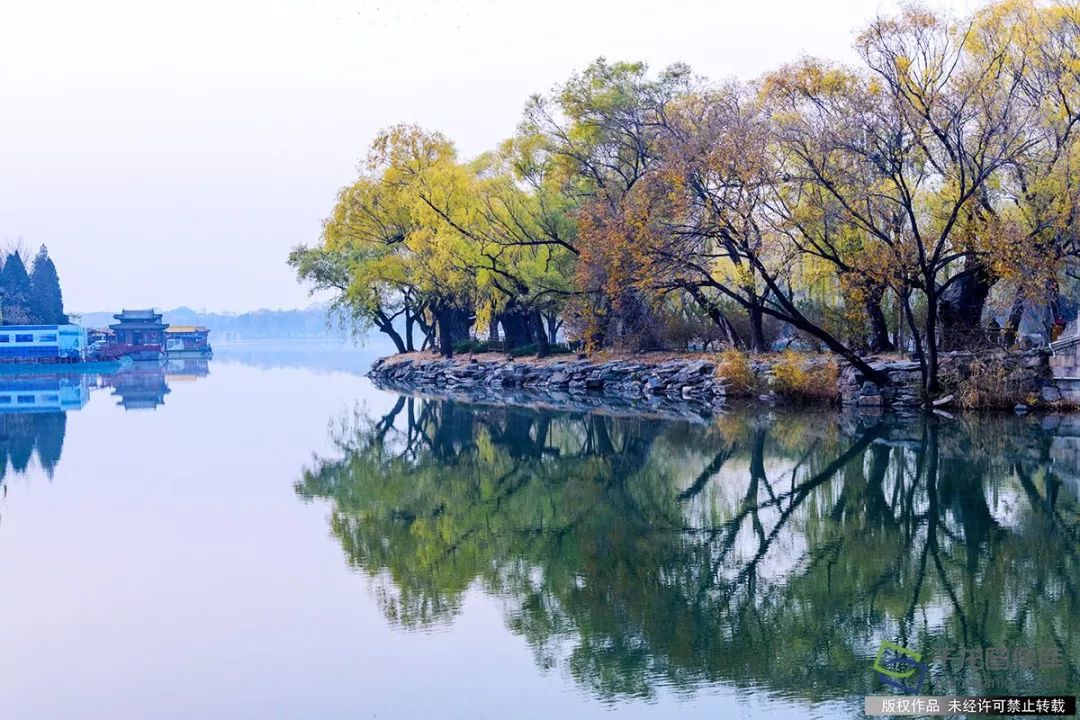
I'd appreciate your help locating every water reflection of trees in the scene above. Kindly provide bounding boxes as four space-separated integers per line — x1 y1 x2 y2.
296 399 1080 701
0 411 68 526
0 412 66 481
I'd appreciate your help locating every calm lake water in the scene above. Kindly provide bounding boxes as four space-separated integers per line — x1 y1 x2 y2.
0 343 1076 718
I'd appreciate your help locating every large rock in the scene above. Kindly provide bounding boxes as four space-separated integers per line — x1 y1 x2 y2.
1042 384 1063 403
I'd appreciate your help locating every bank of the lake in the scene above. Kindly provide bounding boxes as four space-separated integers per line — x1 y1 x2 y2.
368 348 1060 414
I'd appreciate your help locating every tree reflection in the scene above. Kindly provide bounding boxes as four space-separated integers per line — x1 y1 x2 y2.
296 399 1080 701
0 411 67 481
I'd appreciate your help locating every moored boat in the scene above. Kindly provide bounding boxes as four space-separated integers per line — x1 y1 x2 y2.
164 325 213 358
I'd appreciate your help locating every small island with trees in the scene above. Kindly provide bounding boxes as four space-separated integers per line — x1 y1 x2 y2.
291 0 1080 411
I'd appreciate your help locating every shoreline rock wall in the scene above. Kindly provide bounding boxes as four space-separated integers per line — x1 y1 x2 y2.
368 375 729 423
370 356 729 407
368 349 1053 414
840 349 1052 408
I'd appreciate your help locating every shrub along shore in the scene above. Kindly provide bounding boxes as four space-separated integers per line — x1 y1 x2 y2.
368 348 1057 414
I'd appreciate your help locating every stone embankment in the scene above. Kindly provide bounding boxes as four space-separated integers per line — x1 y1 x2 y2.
369 355 731 421
840 349 1052 408
368 349 1054 414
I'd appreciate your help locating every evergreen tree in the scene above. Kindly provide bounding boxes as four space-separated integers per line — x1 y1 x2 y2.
1 252 33 325
28 246 65 324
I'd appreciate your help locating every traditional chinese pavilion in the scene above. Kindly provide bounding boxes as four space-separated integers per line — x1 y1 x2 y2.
107 309 167 360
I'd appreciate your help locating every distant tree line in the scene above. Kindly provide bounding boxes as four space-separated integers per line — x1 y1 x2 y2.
0 245 66 326
290 0 1080 396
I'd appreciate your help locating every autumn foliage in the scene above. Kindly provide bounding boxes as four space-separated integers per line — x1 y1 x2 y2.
291 0 1080 398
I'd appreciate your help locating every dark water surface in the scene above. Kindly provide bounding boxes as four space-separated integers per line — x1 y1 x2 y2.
0 345 1076 718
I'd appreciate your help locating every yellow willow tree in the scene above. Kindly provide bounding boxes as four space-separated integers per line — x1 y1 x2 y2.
973 0 1080 340
767 173 899 353
764 4 1034 397
760 67 901 354
522 58 694 349
371 125 481 357
642 82 775 353
411 134 577 356
288 175 419 353
291 125 478 357
629 81 890 381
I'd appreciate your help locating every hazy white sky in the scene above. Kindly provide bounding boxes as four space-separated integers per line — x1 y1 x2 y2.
0 0 976 313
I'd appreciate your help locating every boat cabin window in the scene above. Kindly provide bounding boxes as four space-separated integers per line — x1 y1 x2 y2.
16 395 34 404
0 335 9 343
38 334 57 342
14 334 33 343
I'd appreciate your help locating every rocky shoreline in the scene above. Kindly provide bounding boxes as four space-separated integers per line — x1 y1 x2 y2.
366 349 1056 415
369 357 731 422
370 355 728 413
369 375 730 423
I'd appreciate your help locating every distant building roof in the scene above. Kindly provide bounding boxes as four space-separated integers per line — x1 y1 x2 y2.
165 325 209 334
114 309 163 321
110 309 167 333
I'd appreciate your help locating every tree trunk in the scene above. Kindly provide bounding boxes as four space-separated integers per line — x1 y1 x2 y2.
1043 278 1062 342
404 308 415 352
1002 293 1025 348
435 307 454 358
374 308 406 354
498 309 532 350
382 324 407 354
419 315 434 351
544 312 560 345
938 263 994 350
865 288 895 352
448 307 472 343
685 285 744 349
900 288 927 391
747 298 766 354
894 296 905 353
531 311 550 358
924 284 941 397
